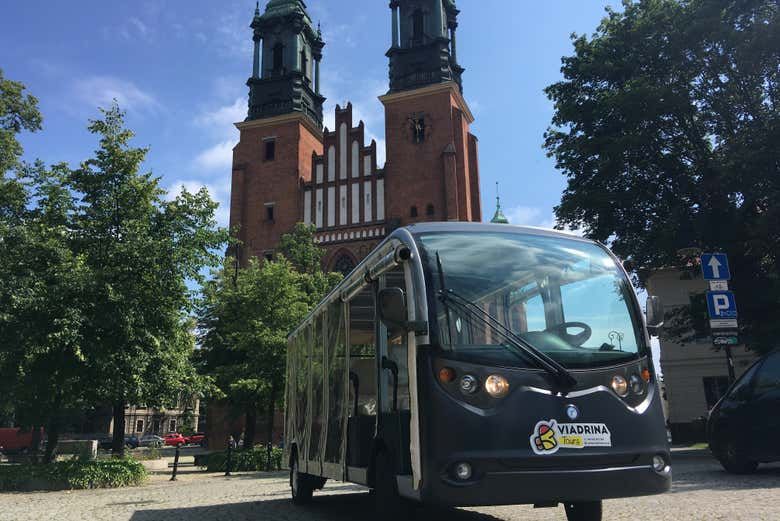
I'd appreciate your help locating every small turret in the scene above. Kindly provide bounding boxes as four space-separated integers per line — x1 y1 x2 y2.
246 0 325 126
387 0 464 93
490 182 509 224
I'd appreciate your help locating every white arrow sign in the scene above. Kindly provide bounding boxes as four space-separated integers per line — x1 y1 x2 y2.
708 256 722 279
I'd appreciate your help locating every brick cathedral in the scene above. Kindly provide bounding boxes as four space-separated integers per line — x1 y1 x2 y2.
229 0 482 275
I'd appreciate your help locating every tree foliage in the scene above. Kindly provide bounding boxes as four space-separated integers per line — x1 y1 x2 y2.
1 91 227 459
0 68 41 174
198 224 342 448
545 0 779 353
70 104 227 453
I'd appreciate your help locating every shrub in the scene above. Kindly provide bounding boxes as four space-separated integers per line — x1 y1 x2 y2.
0 457 148 491
202 446 284 472
130 447 161 461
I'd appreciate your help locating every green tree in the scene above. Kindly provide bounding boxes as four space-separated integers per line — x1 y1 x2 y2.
198 257 308 449
0 162 89 462
278 223 343 305
71 104 227 455
544 0 779 353
0 71 77 460
198 224 341 453
0 68 42 174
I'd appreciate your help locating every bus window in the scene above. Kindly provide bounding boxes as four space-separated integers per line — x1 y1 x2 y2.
296 327 309 456
349 287 377 416
382 267 409 412
560 274 639 352
347 286 376 468
309 314 325 463
506 282 546 333
324 301 347 463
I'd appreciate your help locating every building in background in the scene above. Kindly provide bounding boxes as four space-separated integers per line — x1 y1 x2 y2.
121 402 200 436
646 268 756 442
210 0 482 448
229 0 481 277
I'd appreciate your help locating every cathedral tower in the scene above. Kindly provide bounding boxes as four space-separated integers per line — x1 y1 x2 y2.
230 0 325 264
381 0 481 226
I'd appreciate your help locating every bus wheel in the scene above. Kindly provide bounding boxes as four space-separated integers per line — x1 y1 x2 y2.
374 451 412 519
290 454 314 505
564 500 602 521
718 440 758 475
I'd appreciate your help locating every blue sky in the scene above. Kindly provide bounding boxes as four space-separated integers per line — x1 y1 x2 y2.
2 0 620 229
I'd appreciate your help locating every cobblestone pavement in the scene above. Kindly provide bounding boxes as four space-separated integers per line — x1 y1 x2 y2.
1 452 778 521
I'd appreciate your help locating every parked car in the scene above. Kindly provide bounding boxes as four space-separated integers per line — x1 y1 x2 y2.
707 349 780 473
164 433 186 447
185 433 206 446
98 435 139 450
139 434 164 448
0 428 44 454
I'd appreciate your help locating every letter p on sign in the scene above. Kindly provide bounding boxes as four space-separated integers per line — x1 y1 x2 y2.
707 291 737 319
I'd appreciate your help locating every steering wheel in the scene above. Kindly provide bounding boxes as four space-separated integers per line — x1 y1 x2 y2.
546 322 592 348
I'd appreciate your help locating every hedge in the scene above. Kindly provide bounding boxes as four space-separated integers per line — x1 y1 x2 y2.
202 446 284 472
0 457 148 491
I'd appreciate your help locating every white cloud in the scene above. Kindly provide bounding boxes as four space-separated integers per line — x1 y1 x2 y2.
502 205 586 235
192 97 243 173
196 98 245 129
70 76 159 114
194 140 236 172
505 205 543 226
102 16 154 43
129 17 150 39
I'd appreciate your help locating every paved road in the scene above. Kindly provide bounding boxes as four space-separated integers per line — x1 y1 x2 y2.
1 452 778 520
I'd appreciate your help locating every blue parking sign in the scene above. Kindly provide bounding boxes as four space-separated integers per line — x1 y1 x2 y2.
701 253 731 280
706 291 738 319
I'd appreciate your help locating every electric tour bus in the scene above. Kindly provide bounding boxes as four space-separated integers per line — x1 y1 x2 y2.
284 222 670 521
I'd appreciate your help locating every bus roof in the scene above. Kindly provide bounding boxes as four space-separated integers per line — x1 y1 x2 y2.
402 221 592 242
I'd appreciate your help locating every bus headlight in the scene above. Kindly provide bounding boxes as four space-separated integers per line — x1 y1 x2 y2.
629 374 645 395
484 375 510 398
611 375 629 397
459 375 479 395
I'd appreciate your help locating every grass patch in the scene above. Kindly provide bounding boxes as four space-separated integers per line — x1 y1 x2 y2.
0 457 148 491
201 446 284 472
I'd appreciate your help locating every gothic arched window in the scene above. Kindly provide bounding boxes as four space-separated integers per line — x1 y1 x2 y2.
333 254 356 277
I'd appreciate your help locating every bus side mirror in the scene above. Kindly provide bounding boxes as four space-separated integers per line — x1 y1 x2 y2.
646 295 664 333
378 287 408 333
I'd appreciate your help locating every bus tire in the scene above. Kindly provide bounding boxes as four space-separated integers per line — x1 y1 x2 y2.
564 500 602 521
717 440 758 475
374 451 412 520
290 453 314 505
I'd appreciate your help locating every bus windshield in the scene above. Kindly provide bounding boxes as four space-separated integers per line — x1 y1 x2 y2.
417 231 647 369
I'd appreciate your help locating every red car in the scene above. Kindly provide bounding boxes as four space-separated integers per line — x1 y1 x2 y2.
163 433 186 447
0 428 44 454
185 433 206 446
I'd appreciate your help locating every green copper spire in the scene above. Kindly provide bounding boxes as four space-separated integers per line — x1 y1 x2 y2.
490 182 509 224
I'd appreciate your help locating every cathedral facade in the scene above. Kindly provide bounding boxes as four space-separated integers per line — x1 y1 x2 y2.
229 0 482 274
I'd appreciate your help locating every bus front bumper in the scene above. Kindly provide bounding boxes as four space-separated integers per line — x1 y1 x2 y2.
426 463 671 507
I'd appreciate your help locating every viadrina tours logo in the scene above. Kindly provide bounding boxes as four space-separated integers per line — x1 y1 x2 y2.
530 420 612 455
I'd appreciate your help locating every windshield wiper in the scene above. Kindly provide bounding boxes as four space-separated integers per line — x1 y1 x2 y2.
438 288 578 390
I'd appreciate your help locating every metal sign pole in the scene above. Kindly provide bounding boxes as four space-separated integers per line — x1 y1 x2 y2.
701 253 738 383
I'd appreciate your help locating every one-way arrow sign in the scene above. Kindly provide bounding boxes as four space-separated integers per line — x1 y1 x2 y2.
701 253 731 281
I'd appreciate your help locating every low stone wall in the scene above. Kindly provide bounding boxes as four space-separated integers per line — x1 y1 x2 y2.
56 440 98 459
